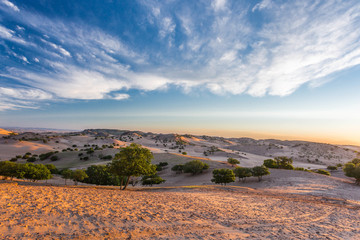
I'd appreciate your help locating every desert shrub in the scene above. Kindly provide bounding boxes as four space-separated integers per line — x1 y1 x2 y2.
327 166 338 171
39 152 54 160
336 163 343 168
294 167 306 171
183 160 209 175
10 157 18 162
83 156 89 161
263 159 278 168
16 155 22 159
156 164 163 171
141 175 166 186
315 169 331 176
22 154 30 159
27 157 37 162
227 158 240 167
72 169 88 185
78 153 83 157
50 155 59 161
182 152 187 155
101 155 113 160
264 157 294 169
171 164 184 174
211 169 235 185
25 152 32 155
234 167 252 182
343 160 360 185
158 162 168 167
251 166 270 181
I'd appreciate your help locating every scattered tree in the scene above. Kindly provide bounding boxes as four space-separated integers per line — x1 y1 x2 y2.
109 143 156 190
61 169 73 185
251 165 270 181
227 158 240 167
234 167 252 182
211 169 235 185
72 169 88 185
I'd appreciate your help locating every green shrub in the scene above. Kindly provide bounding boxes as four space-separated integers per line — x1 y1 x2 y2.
227 158 240 167
27 157 37 162
50 155 59 161
327 166 337 171
263 159 278 168
315 169 331 176
343 159 360 185
39 152 54 160
183 160 209 175
158 162 168 167
294 167 305 171
171 164 184 174
141 175 166 186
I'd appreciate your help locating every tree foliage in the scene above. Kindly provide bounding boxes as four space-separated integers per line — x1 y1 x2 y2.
183 160 209 175
251 165 270 181
343 159 360 185
0 161 52 181
109 143 156 190
264 157 294 169
227 158 240 167
72 169 88 185
211 169 235 185
61 169 73 185
234 167 253 182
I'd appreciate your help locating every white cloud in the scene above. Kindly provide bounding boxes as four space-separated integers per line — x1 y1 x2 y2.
0 87 52 100
212 0 227 11
2 0 360 112
252 0 272 12
1 0 19 12
111 93 130 100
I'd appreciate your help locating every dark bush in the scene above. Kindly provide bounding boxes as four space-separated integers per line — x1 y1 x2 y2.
183 160 209 175
141 175 166 186
211 169 235 185
171 164 184 174
50 155 59 161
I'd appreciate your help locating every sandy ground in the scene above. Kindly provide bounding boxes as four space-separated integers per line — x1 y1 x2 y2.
0 182 359 240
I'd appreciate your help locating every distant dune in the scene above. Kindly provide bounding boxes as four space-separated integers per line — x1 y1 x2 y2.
0 128 12 135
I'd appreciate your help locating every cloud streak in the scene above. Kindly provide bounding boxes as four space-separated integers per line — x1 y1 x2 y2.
1 0 360 110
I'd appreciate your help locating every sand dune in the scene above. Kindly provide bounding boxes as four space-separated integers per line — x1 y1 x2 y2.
0 128 12 135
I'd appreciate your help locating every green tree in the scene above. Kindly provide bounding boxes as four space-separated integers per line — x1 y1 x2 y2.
45 164 59 174
22 163 52 182
72 169 88 185
61 169 73 185
234 167 253 182
227 158 240 167
109 143 156 190
0 161 20 180
211 169 235 185
183 160 209 175
84 165 119 185
252 165 270 181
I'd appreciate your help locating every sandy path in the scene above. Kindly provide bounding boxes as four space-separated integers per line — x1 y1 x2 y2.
0 183 359 239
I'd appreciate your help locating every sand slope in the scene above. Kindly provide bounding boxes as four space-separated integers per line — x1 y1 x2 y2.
0 183 359 239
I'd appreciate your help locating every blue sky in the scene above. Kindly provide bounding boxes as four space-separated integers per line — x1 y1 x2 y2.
0 0 360 144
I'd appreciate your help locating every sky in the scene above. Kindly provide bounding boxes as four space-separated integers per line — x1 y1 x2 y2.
0 0 360 145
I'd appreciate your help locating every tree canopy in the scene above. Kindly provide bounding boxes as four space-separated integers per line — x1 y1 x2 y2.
211 168 235 185
109 143 156 190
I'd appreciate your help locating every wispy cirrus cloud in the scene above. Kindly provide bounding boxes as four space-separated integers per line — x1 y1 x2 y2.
1 0 360 111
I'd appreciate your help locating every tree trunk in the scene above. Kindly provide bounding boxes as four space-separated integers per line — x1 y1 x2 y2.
122 176 131 190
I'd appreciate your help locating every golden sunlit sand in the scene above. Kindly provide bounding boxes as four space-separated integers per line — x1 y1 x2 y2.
1 182 360 239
